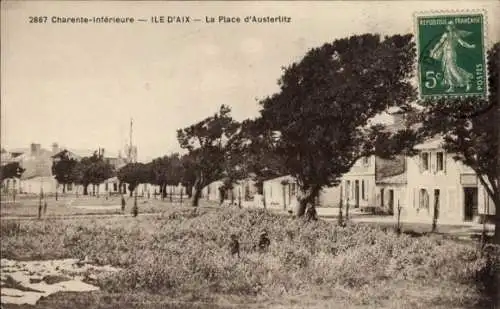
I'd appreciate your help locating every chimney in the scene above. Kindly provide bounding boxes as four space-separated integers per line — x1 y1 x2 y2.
52 142 60 154
30 143 41 156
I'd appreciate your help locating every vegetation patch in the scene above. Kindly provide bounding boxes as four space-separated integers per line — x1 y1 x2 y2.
1 207 498 308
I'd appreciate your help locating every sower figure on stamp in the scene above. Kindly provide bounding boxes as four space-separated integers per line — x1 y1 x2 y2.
429 21 476 93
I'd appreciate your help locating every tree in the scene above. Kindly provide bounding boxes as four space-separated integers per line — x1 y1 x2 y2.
73 151 115 196
177 105 240 206
0 162 25 182
117 162 149 197
418 42 499 243
151 156 169 199
233 118 288 193
165 153 183 201
258 34 417 216
180 153 197 198
51 150 78 194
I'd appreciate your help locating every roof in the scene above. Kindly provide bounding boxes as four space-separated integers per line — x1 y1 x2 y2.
376 172 407 185
263 175 296 184
375 155 405 181
414 135 444 150
103 176 119 183
21 175 55 182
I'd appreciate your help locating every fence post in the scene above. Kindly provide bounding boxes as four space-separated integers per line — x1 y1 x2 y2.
396 201 402 235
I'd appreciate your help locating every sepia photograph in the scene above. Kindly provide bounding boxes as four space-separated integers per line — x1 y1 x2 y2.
1 1 499 308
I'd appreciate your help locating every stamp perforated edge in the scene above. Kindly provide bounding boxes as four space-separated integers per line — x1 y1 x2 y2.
413 9 490 100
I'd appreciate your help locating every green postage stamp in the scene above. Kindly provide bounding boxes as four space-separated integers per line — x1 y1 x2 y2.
415 11 487 98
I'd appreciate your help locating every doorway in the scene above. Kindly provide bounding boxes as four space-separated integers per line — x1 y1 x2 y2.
463 187 478 222
388 189 394 215
433 189 440 220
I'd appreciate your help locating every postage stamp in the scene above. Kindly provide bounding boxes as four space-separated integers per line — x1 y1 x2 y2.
415 11 488 98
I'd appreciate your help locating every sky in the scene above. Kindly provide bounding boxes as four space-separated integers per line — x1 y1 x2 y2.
1 1 499 162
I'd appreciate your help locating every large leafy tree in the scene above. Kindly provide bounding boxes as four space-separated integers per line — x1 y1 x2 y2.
232 118 287 193
177 105 240 206
51 150 78 193
259 34 417 216
418 42 499 243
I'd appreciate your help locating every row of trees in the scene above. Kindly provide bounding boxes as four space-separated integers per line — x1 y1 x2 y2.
116 153 195 198
176 34 499 242
51 149 198 198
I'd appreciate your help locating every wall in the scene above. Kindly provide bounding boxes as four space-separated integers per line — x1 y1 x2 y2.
19 177 58 194
403 150 474 223
318 186 341 207
262 175 297 210
341 156 376 208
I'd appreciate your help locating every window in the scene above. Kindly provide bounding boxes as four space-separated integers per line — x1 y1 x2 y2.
419 189 429 211
291 183 296 196
436 152 444 172
346 181 351 199
420 152 429 171
105 183 109 191
113 183 118 192
361 180 365 200
362 157 369 166
67 183 73 191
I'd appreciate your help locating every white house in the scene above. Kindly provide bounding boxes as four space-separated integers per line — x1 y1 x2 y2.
341 156 378 209
262 175 341 210
262 175 298 210
201 177 259 205
399 135 495 224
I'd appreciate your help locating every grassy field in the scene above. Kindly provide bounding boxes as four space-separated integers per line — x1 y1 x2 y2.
1 207 498 309
0 195 218 218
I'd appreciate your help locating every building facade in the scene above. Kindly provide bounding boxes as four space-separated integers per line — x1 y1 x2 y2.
399 136 495 224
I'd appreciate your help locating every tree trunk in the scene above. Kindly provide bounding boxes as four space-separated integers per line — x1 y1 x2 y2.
296 185 321 217
63 183 66 194
186 185 193 198
192 186 202 207
494 211 500 245
169 186 173 202
162 184 167 200
83 184 89 196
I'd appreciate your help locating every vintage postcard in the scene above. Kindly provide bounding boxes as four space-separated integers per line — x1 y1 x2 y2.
1 1 499 309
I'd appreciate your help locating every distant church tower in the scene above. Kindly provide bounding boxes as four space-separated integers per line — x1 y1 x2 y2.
124 118 138 163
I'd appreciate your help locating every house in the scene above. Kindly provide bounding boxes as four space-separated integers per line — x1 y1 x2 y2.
341 156 377 210
262 175 341 210
52 146 130 196
262 175 298 210
400 135 495 224
201 177 259 205
10 143 59 195
201 180 224 201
